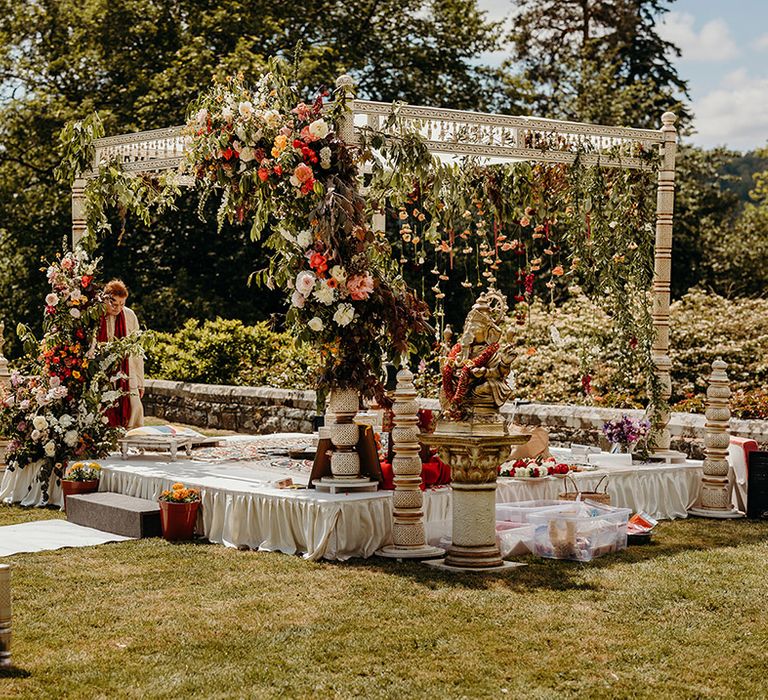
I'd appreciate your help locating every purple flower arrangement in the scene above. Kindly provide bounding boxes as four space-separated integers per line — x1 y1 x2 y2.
602 415 651 449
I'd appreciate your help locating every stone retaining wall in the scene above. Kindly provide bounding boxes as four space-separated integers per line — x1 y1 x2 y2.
144 379 768 458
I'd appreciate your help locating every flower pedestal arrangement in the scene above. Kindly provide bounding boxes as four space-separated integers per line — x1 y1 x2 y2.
158 483 201 541
61 462 101 512
313 388 377 492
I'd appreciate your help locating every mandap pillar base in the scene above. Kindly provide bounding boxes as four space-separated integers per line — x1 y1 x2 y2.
377 544 446 560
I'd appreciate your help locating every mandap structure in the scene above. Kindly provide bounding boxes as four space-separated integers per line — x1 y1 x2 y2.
70 79 681 461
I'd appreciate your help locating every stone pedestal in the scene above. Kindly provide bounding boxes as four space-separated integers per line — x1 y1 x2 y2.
689 359 743 519
0 564 10 668
423 425 528 571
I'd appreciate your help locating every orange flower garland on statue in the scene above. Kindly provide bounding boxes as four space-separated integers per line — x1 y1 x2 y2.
441 341 499 419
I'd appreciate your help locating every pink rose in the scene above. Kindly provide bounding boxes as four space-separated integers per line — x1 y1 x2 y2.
346 273 375 301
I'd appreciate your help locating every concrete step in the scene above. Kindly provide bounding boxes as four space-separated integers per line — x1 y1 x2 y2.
66 492 161 538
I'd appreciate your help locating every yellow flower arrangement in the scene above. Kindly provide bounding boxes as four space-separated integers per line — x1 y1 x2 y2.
159 482 201 503
63 461 101 481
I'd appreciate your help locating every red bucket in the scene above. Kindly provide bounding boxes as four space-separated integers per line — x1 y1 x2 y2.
159 500 200 541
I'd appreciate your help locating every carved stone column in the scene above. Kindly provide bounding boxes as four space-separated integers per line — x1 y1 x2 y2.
690 359 742 518
0 564 10 668
377 369 444 559
650 112 684 462
423 429 526 571
71 177 87 248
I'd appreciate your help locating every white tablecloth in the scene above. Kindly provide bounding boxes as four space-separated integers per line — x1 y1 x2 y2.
99 459 396 561
0 462 64 508
495 462 702 520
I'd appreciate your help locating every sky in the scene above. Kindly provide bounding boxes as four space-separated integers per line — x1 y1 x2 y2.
477 0 768 152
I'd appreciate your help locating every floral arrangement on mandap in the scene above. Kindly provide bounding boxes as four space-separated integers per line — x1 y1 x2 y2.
602 414 651 452
0 249 149 499
500 456 571 478
159 482 201 503
63 461 101 482
183 61 431 400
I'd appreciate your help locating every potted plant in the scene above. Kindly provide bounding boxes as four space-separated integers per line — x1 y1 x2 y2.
158 482 201 541
61 461 101 511
602 415 651 456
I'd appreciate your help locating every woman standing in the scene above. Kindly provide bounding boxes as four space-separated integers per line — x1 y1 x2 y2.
98 279 145 429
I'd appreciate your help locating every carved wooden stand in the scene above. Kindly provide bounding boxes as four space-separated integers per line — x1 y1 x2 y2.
423 427 528 572
377 369 444 559
689 359 743 519
0 564 11 668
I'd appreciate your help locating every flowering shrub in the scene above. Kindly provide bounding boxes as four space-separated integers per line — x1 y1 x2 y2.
0 249 148 499
184 63 430 399
159 482 200 503
602 415 650 448
63 461 101 481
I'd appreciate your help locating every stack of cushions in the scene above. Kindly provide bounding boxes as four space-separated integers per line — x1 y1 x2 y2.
125 425 206 440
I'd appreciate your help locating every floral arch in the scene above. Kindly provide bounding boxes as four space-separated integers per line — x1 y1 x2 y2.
65 68 679 460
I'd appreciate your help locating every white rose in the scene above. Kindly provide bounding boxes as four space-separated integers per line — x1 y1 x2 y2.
45 293 59 306
296 230 313 249
308 316 324 332
295 270 316 297
32 415 48 431
314 282 336 306
221 105 233 121
239 146 256 163
330 265 347 285
308 119 329 140
20 399 30 410
49 375 61 388
70 307 81 318
333 303 355 327
195 107 208 125
70 288 82 302
238 101 254 119
64 430 79 447
44 440 56 457
291 290 306 308
31 429 41 441
59 414 73 428
264 110 281 127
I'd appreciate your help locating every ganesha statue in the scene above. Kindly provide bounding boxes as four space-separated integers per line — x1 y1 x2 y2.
438 289 515 435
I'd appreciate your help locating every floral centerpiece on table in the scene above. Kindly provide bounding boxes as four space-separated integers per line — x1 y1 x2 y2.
159 482 201 503
602 414 651 453
63 461 101 481
500 456 571 478
184 61 430 400
0 249 149 500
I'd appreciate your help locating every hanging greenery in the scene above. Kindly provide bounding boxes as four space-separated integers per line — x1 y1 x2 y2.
55 56 665 419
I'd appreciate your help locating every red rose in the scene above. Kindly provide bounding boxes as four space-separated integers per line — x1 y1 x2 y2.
309 252 328 274
81 275 93 288
258 168 270 182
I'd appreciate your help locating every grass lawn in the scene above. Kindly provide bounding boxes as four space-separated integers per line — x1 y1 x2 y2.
1 505 767 699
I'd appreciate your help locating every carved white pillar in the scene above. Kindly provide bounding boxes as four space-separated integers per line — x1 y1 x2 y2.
377 369 444 559
334 74 357 145
0 564 10 668
72 177 87 248
650 112 684 462
689 359 742 518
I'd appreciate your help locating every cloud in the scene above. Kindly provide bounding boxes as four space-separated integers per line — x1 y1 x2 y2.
691 70 768 151
753 33 768 51
658 12 739 62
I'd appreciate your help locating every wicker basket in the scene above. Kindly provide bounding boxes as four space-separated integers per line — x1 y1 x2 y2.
559 474 611 506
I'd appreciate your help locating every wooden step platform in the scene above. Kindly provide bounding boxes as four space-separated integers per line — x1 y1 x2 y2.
66 492 161 538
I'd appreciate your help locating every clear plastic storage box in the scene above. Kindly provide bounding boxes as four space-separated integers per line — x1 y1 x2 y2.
527 500 632 561
496 499 568 523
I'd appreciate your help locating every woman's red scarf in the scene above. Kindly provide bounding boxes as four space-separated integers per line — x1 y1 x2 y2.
98 311 131 427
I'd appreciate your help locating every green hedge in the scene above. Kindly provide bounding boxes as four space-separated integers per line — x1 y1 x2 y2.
146 318 319 389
